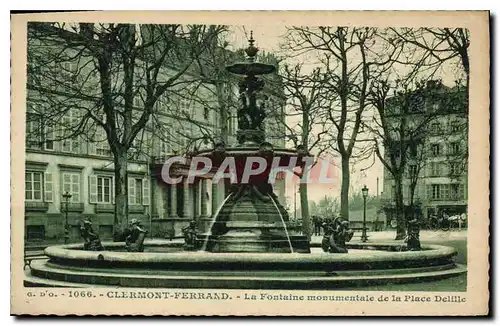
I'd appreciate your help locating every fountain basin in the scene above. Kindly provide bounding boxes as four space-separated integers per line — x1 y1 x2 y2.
25 240 466 289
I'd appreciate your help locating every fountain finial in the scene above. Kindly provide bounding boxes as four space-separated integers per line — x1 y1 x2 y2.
245 30 259 62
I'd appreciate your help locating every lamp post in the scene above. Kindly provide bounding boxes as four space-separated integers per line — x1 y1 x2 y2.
62 191 72 244
294 184 297 221
361 185 369 243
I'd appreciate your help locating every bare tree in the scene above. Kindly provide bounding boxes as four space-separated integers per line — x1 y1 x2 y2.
276 63 329 238
368 78 452 239
27 22 223 240
391 27 470 102
284 27 405 220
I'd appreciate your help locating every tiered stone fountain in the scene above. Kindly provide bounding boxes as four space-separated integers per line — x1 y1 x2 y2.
195 32 309 254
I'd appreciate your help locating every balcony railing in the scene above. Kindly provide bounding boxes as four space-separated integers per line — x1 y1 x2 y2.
60 202 84 212
25 201 49 212
95 203 115 213
129 205 144 213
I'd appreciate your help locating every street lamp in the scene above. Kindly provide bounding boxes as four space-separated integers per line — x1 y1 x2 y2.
361 185 369 243
62 191 72 244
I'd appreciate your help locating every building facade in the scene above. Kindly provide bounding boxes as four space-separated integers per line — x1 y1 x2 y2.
381 81 468 226
25 23 287 243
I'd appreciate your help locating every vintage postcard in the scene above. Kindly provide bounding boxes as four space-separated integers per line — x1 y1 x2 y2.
11 11 490 316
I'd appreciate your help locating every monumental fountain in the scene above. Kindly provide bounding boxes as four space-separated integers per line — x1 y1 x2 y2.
24 34 466 289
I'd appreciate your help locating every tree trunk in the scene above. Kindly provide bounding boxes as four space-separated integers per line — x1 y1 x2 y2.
394 175 406 240
113 151 129 241
408 183 416 221
217 82 228 144
299 183 311 240
340 156 350 220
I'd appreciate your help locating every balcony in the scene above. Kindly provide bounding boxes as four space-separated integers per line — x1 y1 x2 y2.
129 205 144 213
60 202 84 213
25 201 49 212
95 204 115 213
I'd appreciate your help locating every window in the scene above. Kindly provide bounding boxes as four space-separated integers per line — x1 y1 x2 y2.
62 172 81 202
409 143 418 157
409 95 424 113
450 184 460 200
25 171 43 201
97 176 112 204
408 164 418 177
95 128 111 156
159 141 170 157
180 98 190 117
44 123 54 150
62 62 75 76
128 178 142 205
449 142 460 155
431 184 441 199
26 112 42 150
449 162 461 176
133 96 142 108
429 162 441 176
95 142 111 156
440 184 450 200
430 122 441 135
451 120 461 133
431 144 441 156
155 93 169 113
61 109 80 154
89 128 110 156
203 107 209 120
431 103 439 112
128 177 150 206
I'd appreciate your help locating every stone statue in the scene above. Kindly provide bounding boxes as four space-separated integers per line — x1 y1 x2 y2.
80 219 103 251
238 75 266 131
182 221 198 250
253 95 267 131
125 219 148 252
335 220 354 248
237 80 251 130
406 219 421 251
321 218 353 253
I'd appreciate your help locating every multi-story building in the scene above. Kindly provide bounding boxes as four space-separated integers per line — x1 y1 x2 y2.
24 23 286 243
381 81 468 226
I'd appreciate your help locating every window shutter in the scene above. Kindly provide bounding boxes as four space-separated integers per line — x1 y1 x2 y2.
63 173 71 193
128 177 135 205
459 184 465 200
142 178 150 206
111 176 115 204
89 175 98 204
72 174 80 202
426 185 432 199
44 172 54 202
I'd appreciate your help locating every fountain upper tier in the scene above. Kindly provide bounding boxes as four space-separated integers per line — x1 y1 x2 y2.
226 31 276 76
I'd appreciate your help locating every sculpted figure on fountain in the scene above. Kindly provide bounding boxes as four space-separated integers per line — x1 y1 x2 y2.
406 219 421 251
125 219 148 252
321 217 354 253
80 219 104 251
